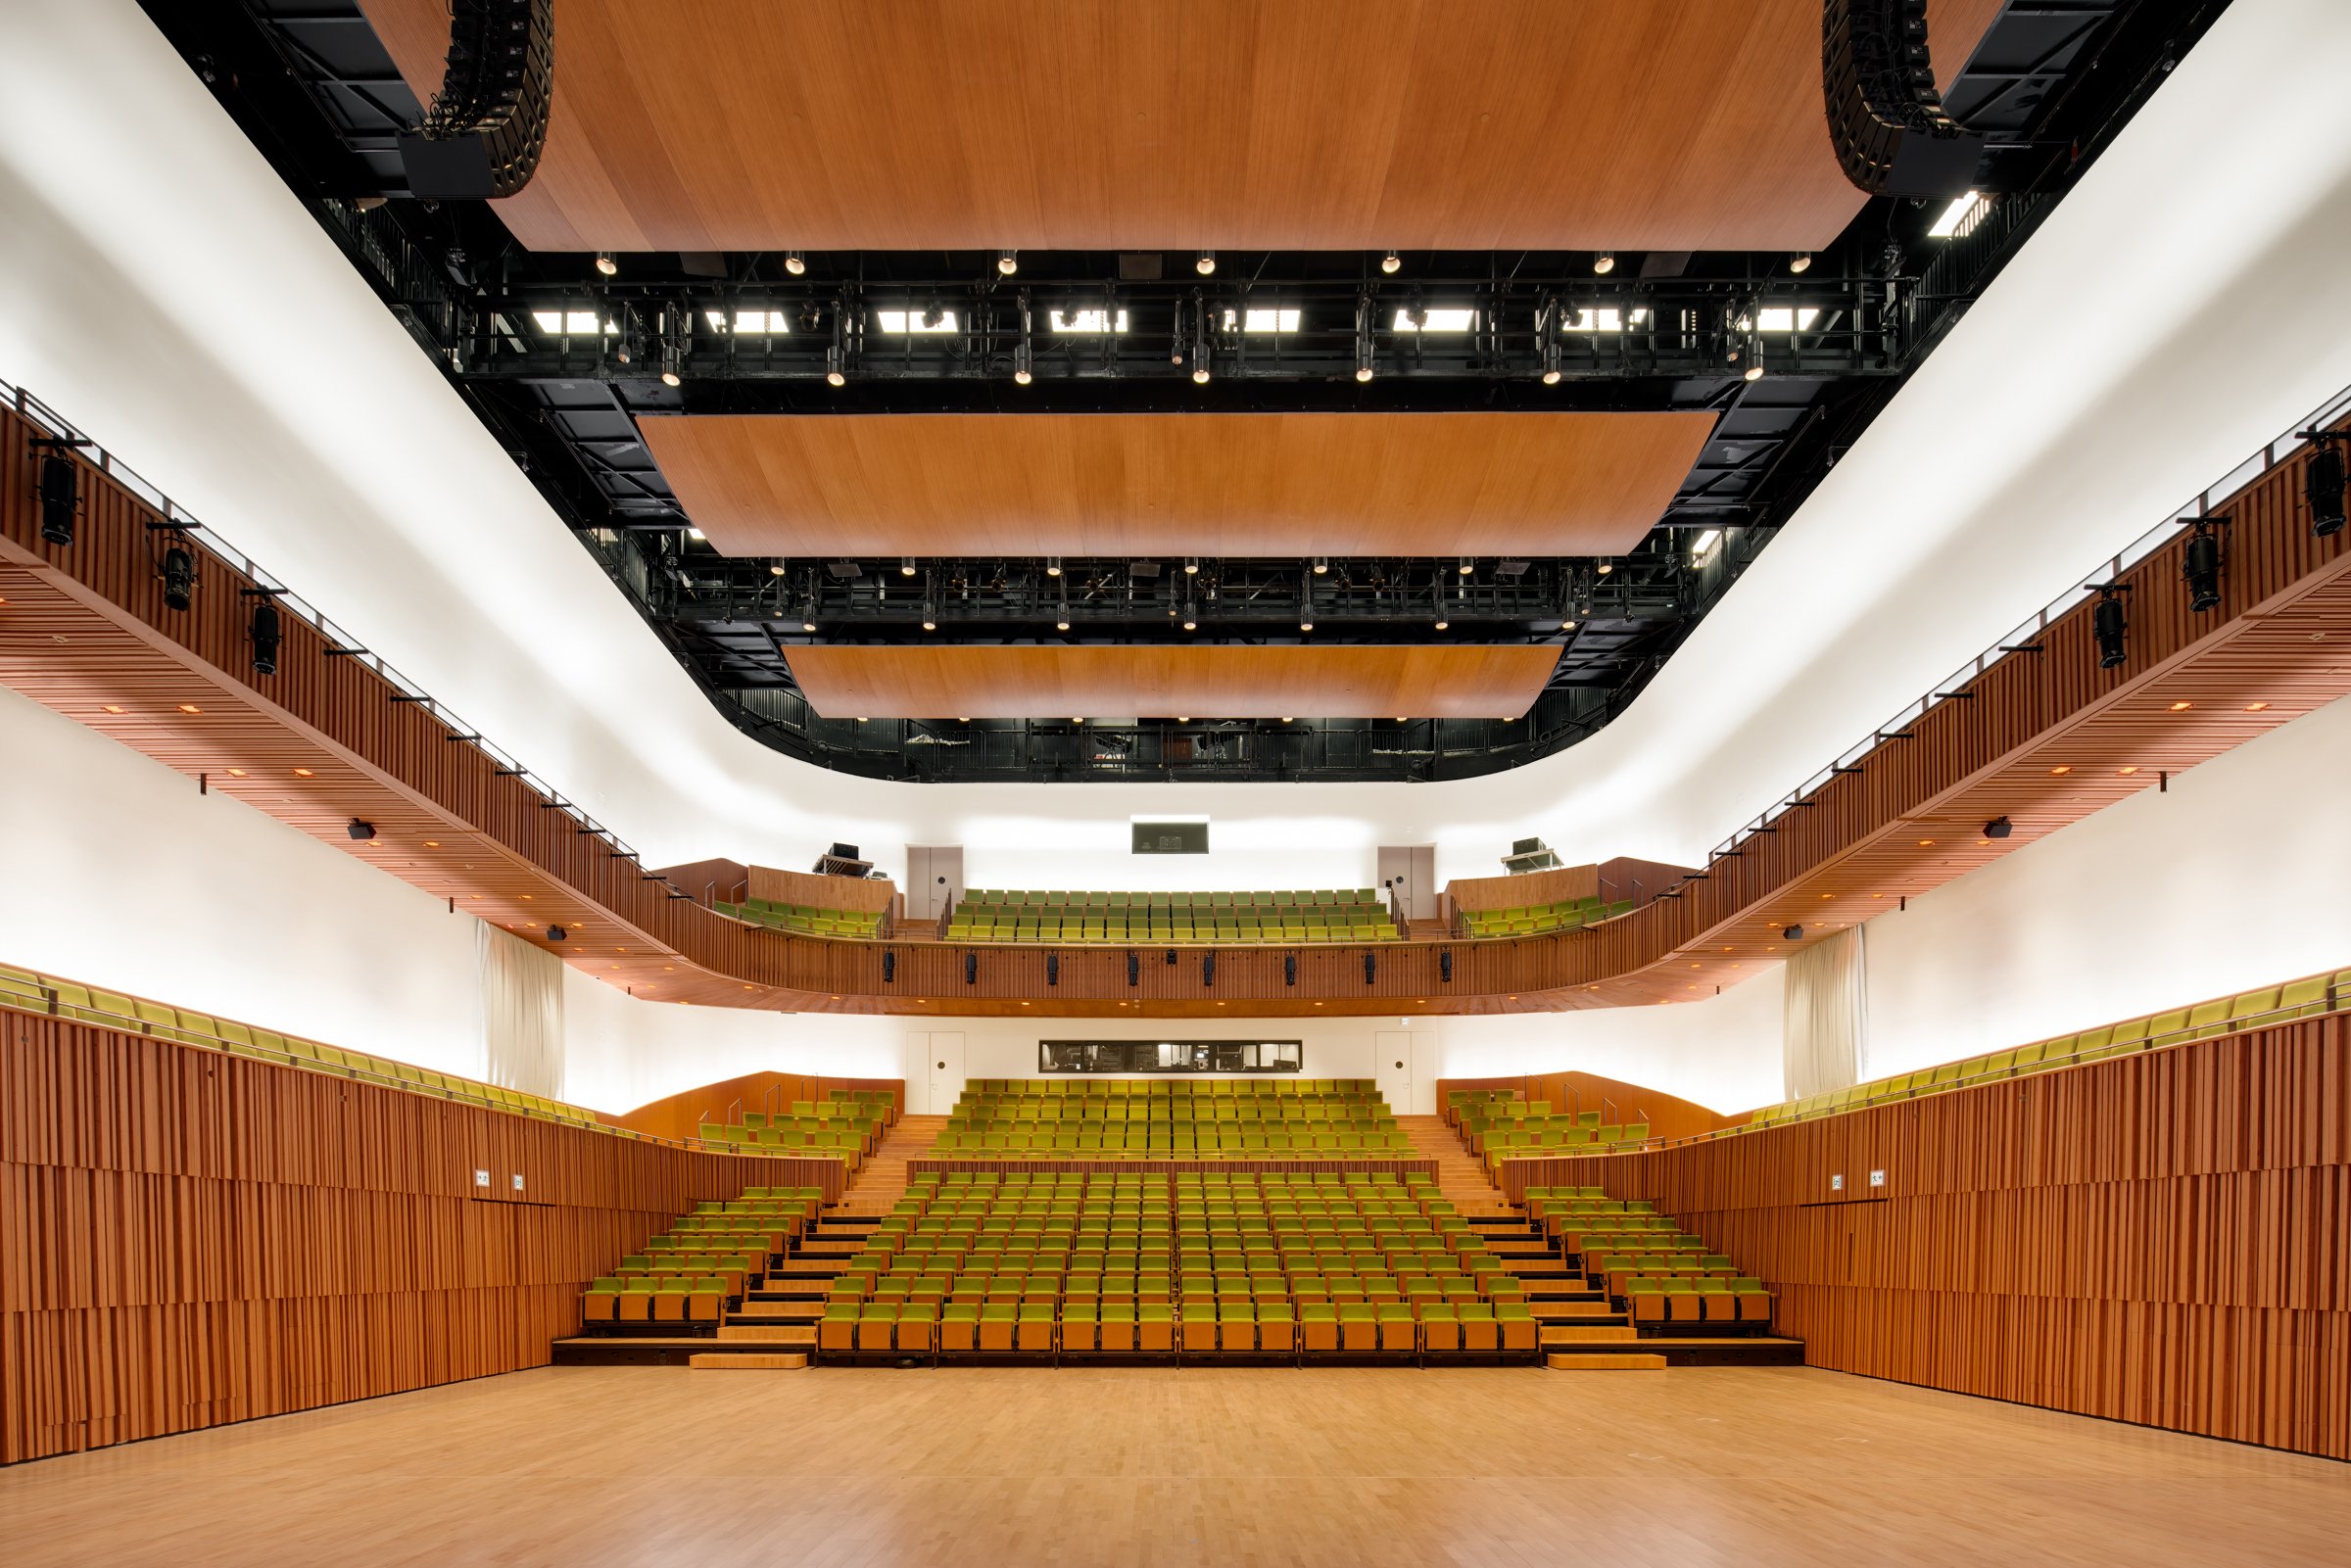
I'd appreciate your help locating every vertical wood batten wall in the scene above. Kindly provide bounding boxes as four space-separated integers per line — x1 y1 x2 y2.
0 1014 840 1465
1503 1019 2351 1457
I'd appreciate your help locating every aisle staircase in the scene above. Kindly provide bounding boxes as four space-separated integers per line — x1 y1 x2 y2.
553 1109 946 1365
1430 1111 1804 1367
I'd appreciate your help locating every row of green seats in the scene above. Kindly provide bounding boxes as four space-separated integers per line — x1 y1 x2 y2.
0 964 608 1131
1748 967 2350 1130
943 919 1396 944
969 1078 1379 1095
960 888 1384 911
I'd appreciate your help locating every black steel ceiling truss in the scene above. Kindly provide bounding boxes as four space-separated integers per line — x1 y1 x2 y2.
137 0 2228 784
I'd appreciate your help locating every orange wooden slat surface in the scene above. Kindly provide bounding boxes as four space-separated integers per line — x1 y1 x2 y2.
1500 1018 2351 1459
640 411 1715 560
360 0 2000 254
0 1012 839 1465
783 644 1561 721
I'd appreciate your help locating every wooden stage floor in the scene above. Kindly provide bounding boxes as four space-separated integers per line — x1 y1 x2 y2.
4 1365 2343 1566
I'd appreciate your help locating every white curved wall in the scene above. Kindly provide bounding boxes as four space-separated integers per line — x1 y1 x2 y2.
3 0 2351 893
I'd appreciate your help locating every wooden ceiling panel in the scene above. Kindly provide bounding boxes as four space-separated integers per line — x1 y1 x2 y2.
640 411 1713 559
359 0 2004 254
785 644 1561 720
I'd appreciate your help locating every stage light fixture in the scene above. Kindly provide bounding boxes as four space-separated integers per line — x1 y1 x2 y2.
784 252 806 275
1457 557 1473 575
2092 586 2130 669
1790 253 1812 274
1593 252 1615 275
919 304 945 329
900 558 916 577
248 597 282 676
37 451 78 546
768 563 787 577
1183 558 1200 576
1044 559 1063 578
1299 618 1315 633
1195 250 1216 276
1433 616 1449 631
2183 519 2225 612
1181 613 1197 632
1055 617 1071 632
594 251 617 276
2307 437 2347 536
161 542 196 612
801 619 817 633
996 249 1019 276
1743 358 1765 383
1380 251 1401 274
824 346 846 387
347 819 376 841
1312 557 1328 575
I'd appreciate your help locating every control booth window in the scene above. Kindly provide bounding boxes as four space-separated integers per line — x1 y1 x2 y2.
1038 1040 1303 1073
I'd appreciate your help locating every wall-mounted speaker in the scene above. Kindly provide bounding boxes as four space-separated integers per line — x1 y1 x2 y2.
964 952 977 985
882 951 896 982
1127 952 1139 987
1364 953 1377 984
1284 955 1297 987
1439 951 1453 982
1046 954 1060 986
1202 952 1216 987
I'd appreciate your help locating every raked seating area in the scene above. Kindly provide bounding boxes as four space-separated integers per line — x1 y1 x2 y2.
946 888 1397 944
1521 1188 1775 1328
713 896 886 939
581 1188 829 1334
934 1077 1413 1158
1449 1092 1652 1167
817 1169 1539 1359
696 1090 895 1167
1459 894 1635 937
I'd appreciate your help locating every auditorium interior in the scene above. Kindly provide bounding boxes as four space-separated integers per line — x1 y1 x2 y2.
2 2 2348 1563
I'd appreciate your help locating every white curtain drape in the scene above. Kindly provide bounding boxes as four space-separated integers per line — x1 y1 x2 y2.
477 922 564 1098
1783 924 1866 1100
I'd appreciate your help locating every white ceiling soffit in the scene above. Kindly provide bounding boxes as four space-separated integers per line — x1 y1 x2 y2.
2 0 2350 878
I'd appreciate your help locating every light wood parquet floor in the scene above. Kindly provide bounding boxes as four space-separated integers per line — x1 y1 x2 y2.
4 1365 2344 1567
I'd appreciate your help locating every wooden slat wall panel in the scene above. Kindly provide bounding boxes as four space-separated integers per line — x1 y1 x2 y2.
1499 1019 2351 1458
0 1012 840 1465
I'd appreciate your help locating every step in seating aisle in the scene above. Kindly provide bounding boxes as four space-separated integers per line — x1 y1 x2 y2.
813 1169 1542 1364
